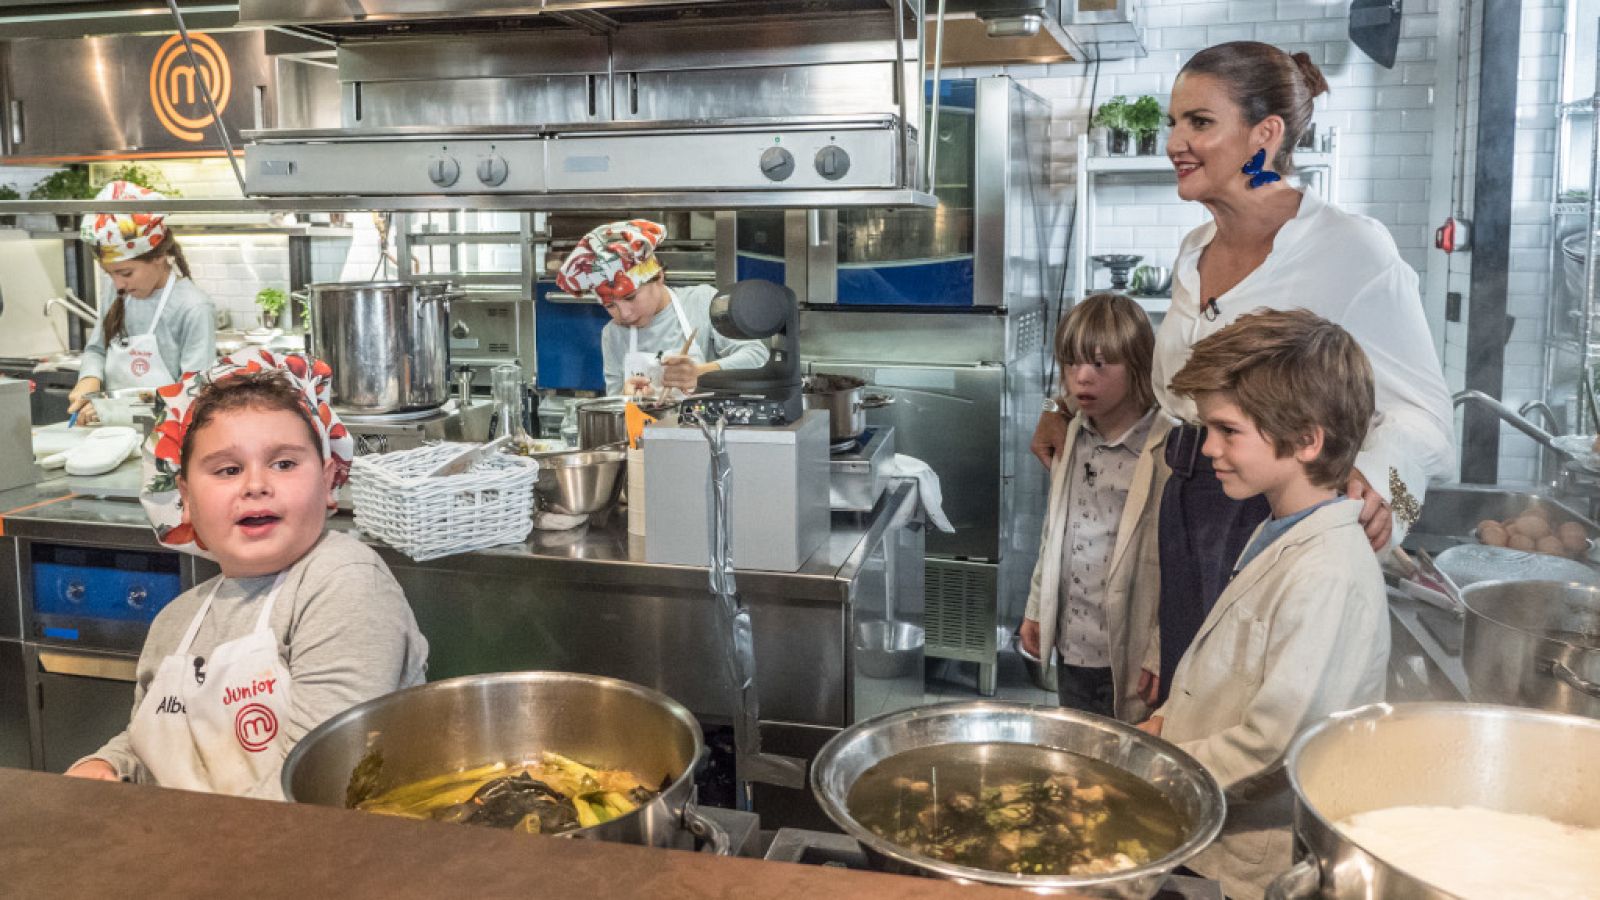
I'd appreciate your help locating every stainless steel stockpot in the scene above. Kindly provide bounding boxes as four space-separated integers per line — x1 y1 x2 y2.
281 671 727 853
307 280 455 414
1267 702 1600 899
810 701 1224 898
1459 579 1600 719
803 374 894 442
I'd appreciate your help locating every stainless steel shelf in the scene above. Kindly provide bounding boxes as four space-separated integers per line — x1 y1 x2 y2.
1084 150 1334 173
21 224 353 240
406 231 525 245
0 189 938 215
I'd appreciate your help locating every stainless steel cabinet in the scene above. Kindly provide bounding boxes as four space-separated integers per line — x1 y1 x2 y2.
25 646 136 773
0 640 30 769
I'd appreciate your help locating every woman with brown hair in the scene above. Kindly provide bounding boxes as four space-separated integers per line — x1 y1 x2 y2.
68 180 216 423
1032 42 1453 706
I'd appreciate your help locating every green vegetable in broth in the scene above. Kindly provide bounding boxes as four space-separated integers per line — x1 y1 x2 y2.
845 743 1185 877
354 751 658 835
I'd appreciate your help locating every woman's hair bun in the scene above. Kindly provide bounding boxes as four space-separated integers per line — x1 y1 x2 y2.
1290 51 1330 99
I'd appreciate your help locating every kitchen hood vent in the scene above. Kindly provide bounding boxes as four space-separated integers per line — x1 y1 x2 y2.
0 1 237 40
238 0 935 208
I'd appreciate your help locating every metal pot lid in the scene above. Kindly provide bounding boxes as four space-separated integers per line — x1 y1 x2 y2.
1434 543 1600 589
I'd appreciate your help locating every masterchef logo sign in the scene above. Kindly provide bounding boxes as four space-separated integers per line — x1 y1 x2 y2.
148 33 233 143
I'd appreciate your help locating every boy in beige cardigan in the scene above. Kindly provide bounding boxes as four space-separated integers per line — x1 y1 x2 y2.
1142 309 1390 900
1021 294 1172 722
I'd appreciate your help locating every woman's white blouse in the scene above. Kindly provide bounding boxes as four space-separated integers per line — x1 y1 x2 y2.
1150 188 1456 542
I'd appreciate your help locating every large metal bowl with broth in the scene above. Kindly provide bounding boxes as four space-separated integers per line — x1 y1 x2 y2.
811 701 1223 897
281 671 727 852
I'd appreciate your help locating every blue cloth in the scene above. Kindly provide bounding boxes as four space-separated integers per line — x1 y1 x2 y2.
1232 496 1344 574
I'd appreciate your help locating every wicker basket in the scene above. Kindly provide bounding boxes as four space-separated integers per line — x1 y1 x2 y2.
350 443 538 562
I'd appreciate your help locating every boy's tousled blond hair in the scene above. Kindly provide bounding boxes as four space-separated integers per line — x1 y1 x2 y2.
1168 308 1374 488
1056 292 1156 412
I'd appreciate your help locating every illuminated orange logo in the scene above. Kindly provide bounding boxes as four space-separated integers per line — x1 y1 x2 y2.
148 33 232 143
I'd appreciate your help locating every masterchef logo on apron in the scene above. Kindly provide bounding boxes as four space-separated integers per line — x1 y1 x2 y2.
129 350 152 378
234 703 278 752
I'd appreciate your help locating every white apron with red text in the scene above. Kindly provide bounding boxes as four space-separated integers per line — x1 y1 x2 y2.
128 572 292 797
621 290 698 395
104 270 178 390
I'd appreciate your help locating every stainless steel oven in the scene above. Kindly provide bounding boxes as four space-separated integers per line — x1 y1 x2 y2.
10 539 190 772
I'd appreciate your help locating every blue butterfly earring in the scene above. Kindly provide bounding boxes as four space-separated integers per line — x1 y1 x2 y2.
1241 148 1281 189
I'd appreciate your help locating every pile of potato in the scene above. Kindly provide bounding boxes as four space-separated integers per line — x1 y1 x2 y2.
1476 507 1590 559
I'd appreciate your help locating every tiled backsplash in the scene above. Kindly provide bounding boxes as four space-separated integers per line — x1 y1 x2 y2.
945 0 1563 483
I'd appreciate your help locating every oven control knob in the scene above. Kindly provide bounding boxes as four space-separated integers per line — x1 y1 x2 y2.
428 156 461 188
126 586 148 611
760 147 795 182
477 155 509 187
65 581 86 604
815 145 851 181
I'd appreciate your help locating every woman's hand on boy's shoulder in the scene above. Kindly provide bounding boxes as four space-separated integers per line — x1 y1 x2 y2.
1030 410 1068 468
1346 468 1393 552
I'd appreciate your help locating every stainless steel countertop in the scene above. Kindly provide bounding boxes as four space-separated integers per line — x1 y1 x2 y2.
1386 590 1470 701
0 476 921 605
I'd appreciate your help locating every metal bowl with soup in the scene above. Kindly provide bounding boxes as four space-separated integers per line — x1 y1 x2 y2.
281 671 728 852
811 701 1224 897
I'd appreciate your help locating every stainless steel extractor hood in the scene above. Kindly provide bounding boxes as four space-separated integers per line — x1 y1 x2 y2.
235 1 935 208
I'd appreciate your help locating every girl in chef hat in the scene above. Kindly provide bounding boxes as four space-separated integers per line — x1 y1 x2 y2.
556 219 769 396
68 180 217 423
64 348 428 799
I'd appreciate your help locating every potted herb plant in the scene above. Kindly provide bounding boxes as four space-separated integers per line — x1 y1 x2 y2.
0 185 18 229
27 168 93 232
1128 95 1164 156
102 163 179 197
255 286 290 330
1093 96 1133 156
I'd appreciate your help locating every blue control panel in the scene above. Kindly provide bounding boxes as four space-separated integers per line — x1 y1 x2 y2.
30 543 183 647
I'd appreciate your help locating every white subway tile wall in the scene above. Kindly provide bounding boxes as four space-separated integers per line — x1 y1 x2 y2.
79 160 399 327
943 0 1561 482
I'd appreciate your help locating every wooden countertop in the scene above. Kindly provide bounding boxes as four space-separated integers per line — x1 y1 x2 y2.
0 769 1021 899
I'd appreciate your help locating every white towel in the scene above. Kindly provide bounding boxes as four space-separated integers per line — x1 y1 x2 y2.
885 454 955 533
533 509 590 531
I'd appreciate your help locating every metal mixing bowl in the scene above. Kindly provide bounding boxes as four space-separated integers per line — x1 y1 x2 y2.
1130 265 1172 296
533 449 626 515
811 701 1225 897
281 671 723 851
1271 702 1600 898
854 621 924 679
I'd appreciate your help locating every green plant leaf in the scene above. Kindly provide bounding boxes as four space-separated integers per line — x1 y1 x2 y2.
1126 96 1164 137
255 287 288 315
1092 96 1131 131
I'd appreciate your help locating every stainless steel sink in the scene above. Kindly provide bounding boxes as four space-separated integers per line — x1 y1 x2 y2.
1404 483 1600 557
